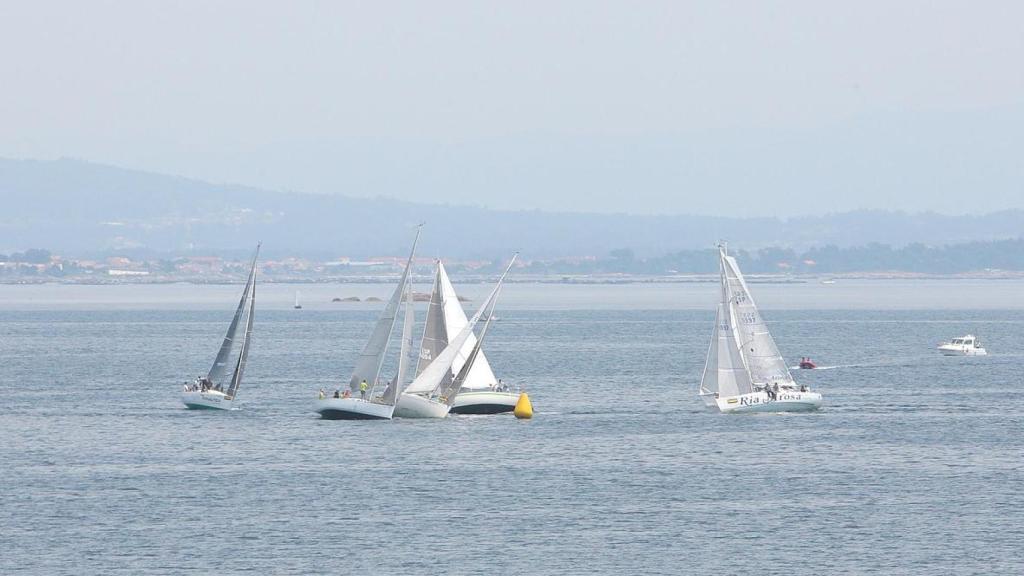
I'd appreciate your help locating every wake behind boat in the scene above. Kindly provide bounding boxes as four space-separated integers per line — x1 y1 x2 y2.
698 245 822 414
182 243 259 410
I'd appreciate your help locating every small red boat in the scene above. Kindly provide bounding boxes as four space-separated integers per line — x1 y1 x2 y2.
798 357 817 369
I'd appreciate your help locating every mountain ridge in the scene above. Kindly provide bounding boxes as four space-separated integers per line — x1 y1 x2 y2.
2 157 1022 259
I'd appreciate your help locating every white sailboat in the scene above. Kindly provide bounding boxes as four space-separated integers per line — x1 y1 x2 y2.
294 290 302 310
414 261 518 415
394 256 517 419
182 243 259 410
314 230 420 420
699 245 823 413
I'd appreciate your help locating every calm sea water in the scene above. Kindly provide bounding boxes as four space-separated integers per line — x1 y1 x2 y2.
1 281 1023 575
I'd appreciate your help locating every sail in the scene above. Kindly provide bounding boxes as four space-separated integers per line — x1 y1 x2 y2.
437 262 499 390
227 266 256 399
722 250 792 385
349 228 421 392
403 256 516 396
441 272 505 404
415 263 451 389
207 244 260 386
383 285 415 406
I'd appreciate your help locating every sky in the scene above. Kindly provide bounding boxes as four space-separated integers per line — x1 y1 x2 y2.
1 0 1022 217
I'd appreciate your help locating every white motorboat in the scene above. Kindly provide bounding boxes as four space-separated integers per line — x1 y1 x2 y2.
395 256 518 418
182 243 259 411
937 335 987 356
315 230 421 420
698 245 823 414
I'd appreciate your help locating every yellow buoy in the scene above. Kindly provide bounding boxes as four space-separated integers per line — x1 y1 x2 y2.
514 392 533 419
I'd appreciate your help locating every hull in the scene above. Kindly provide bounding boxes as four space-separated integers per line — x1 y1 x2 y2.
938 346 987 356
182 391 234 410
450 390 519 415
315 397 395 420
715 391 822 414
394 393 450 419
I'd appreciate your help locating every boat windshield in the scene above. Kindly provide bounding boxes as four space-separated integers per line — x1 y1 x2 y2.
951 339 963 345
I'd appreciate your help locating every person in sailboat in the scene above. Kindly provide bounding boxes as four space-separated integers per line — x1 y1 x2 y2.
333 389 340 399
359 379 368 399
319 389 326 400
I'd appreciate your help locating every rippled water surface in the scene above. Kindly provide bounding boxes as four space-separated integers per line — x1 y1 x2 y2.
1 282 1023 575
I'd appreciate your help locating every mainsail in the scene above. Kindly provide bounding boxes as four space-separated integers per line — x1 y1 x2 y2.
414 263 451 389
349 228 421 393
437 262 499 390
383 284 415 406
227 266 256 399
721 250 793 385
403 256 516 396
207 243 260 387
439 259 510 403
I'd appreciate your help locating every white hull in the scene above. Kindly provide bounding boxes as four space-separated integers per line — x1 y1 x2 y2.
182 391 235 410
450 390 519 415
315 397 395 420
938 346 987 356
714 391 822 414
394 393 450 419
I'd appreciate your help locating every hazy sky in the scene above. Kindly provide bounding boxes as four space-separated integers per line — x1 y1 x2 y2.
1 1 1022 217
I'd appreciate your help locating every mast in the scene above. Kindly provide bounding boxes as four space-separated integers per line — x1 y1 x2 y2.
208 243 260 386
348 226 422 393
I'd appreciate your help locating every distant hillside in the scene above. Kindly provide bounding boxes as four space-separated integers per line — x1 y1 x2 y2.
2 157 1024 259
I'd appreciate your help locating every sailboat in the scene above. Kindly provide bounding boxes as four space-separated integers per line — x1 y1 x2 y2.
410 261 518 415
294 290 302 310
314 229 421 420
394 256 518 418
182 243 260 410
698 245 823 413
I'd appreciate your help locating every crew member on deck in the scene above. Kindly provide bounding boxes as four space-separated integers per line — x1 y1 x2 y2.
360 380 368 399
